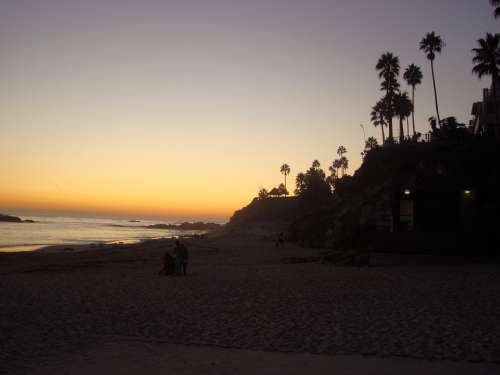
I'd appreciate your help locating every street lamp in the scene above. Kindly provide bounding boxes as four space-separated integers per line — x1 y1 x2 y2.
360 124 366 143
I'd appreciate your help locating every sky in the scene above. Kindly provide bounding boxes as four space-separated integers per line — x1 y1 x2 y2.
0 0 497 221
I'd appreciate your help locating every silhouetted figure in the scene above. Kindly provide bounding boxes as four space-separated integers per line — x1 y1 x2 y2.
174 239 189 275
275 232 285 248
160 251 175 276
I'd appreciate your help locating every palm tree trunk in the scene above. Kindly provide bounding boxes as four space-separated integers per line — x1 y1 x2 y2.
430 59 441 125
381 122 386 143
284 175 287 191
399 116 404 143
493 75 499 135
406 117 410 140
386 91 393 142
411 85 416 139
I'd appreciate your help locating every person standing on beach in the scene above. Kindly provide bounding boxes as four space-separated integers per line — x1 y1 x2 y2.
174 239 189 276
174 239 182 275
161 251 175 275
179 241 189 276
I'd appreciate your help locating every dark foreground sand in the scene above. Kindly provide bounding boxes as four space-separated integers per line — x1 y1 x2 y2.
1 235 500 374
31 337 499 375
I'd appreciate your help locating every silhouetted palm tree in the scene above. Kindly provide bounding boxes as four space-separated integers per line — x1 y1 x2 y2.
365 136 378 151
295 173 306 195
337 145 347 158
394 92 413 142
376 52 400 142
280 164 291 191
371 99 387 143
428 116 438 133
491 0 500 19
472 33 500 125
403 64 423 138
331 159 342 180
420 32 445 125
326 162 337 190
339 156 348 176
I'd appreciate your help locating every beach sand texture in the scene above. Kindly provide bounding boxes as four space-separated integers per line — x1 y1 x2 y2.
1 236 500 374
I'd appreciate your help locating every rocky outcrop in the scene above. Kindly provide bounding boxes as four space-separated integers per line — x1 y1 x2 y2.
0 214 35 223
146 222 222 231
0 214 23 223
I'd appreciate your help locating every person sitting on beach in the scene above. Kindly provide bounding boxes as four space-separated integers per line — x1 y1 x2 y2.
160 251 175 276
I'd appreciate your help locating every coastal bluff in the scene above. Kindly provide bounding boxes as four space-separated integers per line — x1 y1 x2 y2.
225 197 306 236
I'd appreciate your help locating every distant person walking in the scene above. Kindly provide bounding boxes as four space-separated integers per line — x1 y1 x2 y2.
174 239 189 276
275 232 285 248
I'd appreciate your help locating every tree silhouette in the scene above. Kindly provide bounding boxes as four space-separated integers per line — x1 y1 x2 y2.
431 116 469 140
365 136 379 150
280 164 291 191
258 188 269 200
335 146 348 176
394 92 413 142
428 116 438 133
371 99 387 143
403 64 423 138
295 173 306 195
420 32 445 125
339 156 349 177
278 183 289 197
491 0 500 19
472 33 500 127
361 137 379 160
376 52 400 142
337 146 347 158
327 162 338 190
332 159 342 179
294 161 331 201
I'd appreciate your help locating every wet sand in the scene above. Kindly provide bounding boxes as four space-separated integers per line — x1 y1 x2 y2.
1 235 500 374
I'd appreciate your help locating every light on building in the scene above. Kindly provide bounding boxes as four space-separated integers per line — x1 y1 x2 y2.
464 190 472 197
403 189 412 196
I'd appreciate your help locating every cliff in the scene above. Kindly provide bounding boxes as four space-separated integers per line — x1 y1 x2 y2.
289 139 500 255
225 197 308 236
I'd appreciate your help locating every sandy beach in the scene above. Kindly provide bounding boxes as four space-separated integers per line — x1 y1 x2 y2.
1 235 500 374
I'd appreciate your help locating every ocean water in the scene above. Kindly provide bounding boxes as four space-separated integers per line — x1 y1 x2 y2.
0 214 214 252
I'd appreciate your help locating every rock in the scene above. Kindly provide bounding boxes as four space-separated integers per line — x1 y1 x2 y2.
146 222 222 231
0 214 22 223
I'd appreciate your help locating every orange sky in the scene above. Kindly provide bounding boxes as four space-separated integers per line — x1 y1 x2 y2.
0 0 496 220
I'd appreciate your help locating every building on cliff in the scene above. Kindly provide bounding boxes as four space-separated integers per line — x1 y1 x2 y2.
470 79 500 141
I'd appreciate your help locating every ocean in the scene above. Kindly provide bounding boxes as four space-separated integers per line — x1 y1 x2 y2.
0 214 218 252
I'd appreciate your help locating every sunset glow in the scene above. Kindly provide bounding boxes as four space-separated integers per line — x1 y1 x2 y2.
0 0 496 220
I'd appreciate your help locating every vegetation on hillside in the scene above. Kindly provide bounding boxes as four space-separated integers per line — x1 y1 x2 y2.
229 1 500 255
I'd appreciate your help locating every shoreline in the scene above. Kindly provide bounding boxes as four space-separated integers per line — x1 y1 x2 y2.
0 232 215 254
